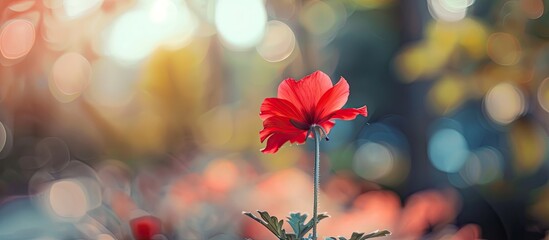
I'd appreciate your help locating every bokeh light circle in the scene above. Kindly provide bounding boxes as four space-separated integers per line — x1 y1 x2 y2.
299 0 346 38
356 120 411 185
48 179 89 219
52 52 92 96
521 0 544 19
8 1 35 12
204 159 239 192
63 0 103 19
0 19 35 60
487 32 521 66
537 77 549 112
58 161 103 211
484 82 525 125
301 1 336 35
256 20 296 62
0 121 6 153
428 0 474 22
215 0 267 50
353 142 394 180
428 128 469 173
459 147 503 185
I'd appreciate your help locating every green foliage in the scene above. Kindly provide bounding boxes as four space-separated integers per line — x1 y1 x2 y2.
243 211 390 240
287 212 329 239
243 211 288 239
243 211 328 240
325 230 392 240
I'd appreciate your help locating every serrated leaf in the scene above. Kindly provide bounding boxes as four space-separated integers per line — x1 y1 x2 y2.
326 229 391 240
360 230 391 239
259 211 287 239
301 213 330 238
285 233 298 240
287 212 307 238
349 232 364 240
243 211 287 239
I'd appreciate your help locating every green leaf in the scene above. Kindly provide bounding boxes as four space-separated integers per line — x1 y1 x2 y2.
326 230 391 240
243 211 287 239
349 232 364 240
285 233 298 240
287 213 307 238
301 213 330 238
258 211 286 238
360 230 391 239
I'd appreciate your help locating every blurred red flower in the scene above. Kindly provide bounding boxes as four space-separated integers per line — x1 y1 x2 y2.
130 216 162 240
259 71 367 153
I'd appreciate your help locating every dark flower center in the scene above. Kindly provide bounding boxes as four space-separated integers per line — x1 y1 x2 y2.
290 119 310 130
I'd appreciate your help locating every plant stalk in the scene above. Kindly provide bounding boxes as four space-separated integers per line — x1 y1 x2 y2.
312 126 321 240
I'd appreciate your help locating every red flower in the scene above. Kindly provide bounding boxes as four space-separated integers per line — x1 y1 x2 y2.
130 216 162 240
259 71 367 153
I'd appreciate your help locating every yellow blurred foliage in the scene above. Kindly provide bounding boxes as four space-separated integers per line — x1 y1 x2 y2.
530 187 549 225
119 38 212 156
509 119 546 175
396 18 488 82
351 0 394 9
428 75 467 115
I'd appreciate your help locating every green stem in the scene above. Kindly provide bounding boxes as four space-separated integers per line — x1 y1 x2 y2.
312 126 321 240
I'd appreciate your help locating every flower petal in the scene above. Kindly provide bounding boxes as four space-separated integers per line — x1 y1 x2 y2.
260 116 307 153
315 77 350 121
328 106 368 121
261 131 307 153
259 98 305 122
260 116 306 143
277 71 333 115
320 120 336 135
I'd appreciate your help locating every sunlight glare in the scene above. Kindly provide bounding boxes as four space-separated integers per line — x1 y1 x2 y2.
63 0 103 19
49 179 89 219
103 0 196 63
215 0 267 50
428 0 474 22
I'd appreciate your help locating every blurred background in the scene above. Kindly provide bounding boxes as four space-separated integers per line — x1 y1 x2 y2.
0 0 548 239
